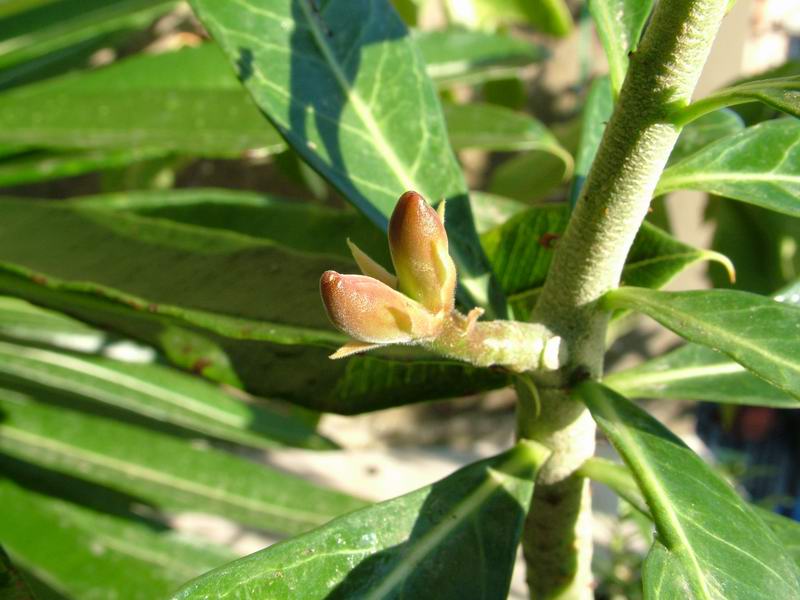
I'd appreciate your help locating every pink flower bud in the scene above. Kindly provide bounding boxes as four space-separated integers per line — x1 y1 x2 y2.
320 271 440 344
388 191 457 315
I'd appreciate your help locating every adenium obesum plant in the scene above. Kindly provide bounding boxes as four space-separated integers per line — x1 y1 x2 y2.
320 191 565 372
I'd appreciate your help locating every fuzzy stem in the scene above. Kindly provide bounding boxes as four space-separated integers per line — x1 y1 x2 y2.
428 312 565 373
519 1 729 598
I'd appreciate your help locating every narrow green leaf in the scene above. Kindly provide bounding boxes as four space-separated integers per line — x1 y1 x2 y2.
657 119 800 217
604 281 800 406
415 27 546 86
444 101 572 155
668 109 744 165
482 204 729 317
0 148 170 187
189 0 506 317
0 544 35 600
604 343 798 407
173 441 549 600
0 339 335 450
72 187 389 263
580 457 800 573
0 45 284 157
569 76 613 207
604 287 800 400
0 295 110 350
0 477 235 600
0 389 366 534
0 199 508 413
727 61 800 125
0 0 175 89
679 76 800 125
589 0 654 95
578 381 800 600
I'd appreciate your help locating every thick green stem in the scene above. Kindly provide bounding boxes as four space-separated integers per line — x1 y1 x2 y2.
519 1 729 598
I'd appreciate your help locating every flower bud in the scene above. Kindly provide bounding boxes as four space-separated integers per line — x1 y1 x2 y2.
320 271 440 344
388 191 457 315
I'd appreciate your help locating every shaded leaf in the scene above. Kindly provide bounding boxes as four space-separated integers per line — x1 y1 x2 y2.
189 0 506 317
569 76 613 207
0 199 509 413
0 388 366 535
657 119 800 217
680 76 800 125
415 27 546 85
0 339 335 450
488 151 571 204
444 102 571 154
173 441 549 600
481 204 728 317
0 476 234 600
577 381 800 600
0 544 35 600
589 0 654 95
0 0 175 90
603 287 800 400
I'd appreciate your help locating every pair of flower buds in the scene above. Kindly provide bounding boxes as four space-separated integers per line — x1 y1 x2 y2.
320 191 457 358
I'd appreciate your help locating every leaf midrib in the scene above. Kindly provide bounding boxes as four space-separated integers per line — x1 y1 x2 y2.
297 0 416 193
595 392 713 600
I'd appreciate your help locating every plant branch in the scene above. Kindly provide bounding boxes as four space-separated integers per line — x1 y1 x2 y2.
519 1 730 598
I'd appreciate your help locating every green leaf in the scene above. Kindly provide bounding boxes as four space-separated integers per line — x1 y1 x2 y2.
0 544 35 600
415 27 546 86
668 109 744 166
0 199 509 413
487 150 570 204
0 339 335 450
73 187 389 263
569 76 613 207
577 381 800 600
0 0 176 89
705 198 800 294
0 388 366 535
604 287 800 400
481 204 729 317
0 148 171 187
0 45 285 157
470 191 528 234
0 294 110 350
188 0 506 317
173 441 549 600
589 0 654 95
727 61 800 126
0 476 235 600
657 119 800 217
579 457 800 572
752 508 800 570
444 102 573 155
604 280 800 406
445 0 572 37
604 343 798 407
679 76 800 125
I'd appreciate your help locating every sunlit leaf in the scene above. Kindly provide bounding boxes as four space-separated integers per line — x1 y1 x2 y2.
173 441 548 600
657 119 800 217
604 287 800 400
680 76 800 124
578 382 800 600
0 389 365 534
189 0 506 316
589 0 654 95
